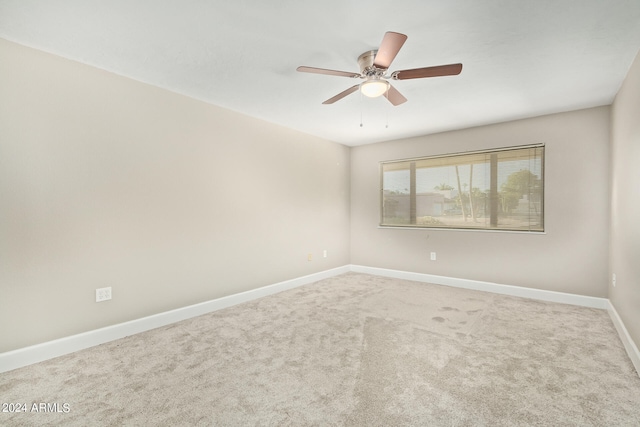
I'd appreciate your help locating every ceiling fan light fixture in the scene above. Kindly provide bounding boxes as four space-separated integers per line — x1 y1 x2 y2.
360 79 389 98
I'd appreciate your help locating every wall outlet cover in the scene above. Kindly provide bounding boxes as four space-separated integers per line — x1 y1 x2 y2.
96 287 112 302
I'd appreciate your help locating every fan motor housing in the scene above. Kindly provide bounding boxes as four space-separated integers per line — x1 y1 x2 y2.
358 50 385 77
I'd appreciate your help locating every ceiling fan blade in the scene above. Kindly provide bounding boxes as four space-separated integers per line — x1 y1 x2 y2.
393 63 463 80
384 84 407 106
373 32 408 69
322 85 360 104
297 66 361 78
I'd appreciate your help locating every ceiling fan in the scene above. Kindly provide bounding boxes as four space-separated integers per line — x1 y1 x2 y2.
297 31 462 106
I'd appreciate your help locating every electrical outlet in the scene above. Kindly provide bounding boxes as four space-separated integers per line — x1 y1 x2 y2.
430 252 437 261
307 253 312 261
323 250 327 258
612 273 616 287
96 287 112 302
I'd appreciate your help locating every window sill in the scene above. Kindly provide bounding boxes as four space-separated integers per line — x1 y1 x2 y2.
378 225 546 234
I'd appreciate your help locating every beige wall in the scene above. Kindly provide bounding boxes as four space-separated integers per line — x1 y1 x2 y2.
610 49 640 349
0 39 351 352
351 107 611 297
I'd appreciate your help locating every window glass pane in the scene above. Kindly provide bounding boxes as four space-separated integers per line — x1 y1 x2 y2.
497 147 543 231
382 169 410 225
381 145 544 232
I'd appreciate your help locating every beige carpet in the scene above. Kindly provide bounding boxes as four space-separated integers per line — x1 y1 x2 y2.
2 273 639 426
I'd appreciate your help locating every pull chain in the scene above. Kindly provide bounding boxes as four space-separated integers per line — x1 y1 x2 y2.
359 89 363 127
385 85 389 128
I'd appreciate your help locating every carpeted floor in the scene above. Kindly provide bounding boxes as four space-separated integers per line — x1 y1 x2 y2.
2 273 639 426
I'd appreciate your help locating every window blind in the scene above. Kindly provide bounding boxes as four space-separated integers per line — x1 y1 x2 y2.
380 144 544 232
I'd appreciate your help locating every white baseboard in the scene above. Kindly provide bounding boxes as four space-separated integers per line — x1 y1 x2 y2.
0 265 350 374
350 265 609 309
607 301 640 377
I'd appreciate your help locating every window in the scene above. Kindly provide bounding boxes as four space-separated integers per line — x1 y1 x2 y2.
380 144 544 232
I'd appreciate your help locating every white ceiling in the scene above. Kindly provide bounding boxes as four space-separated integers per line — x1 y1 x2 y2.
1 1 639 146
